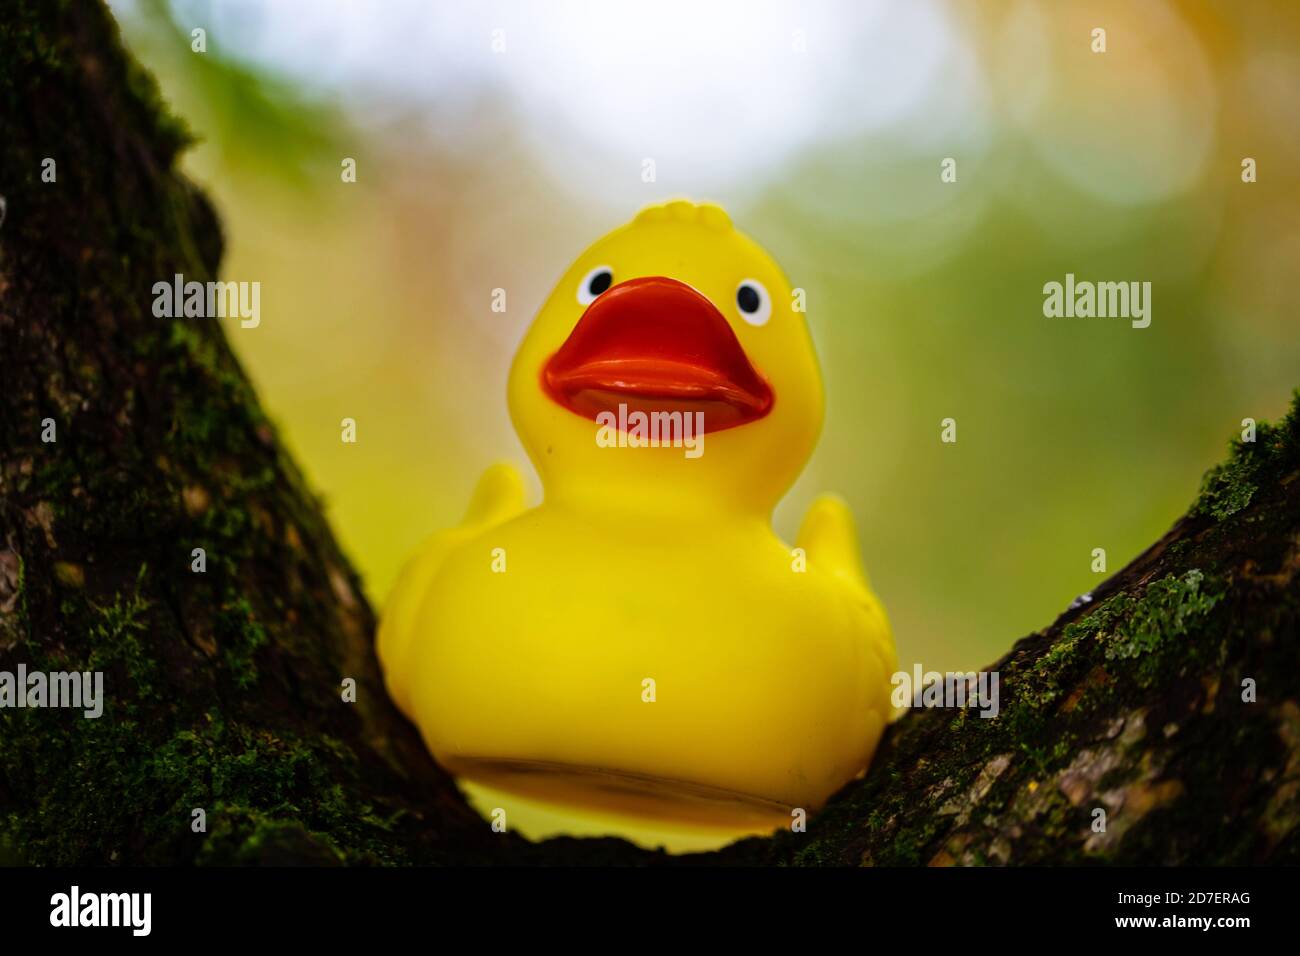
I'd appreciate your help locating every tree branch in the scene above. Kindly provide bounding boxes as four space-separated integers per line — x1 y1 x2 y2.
2 0 1296 867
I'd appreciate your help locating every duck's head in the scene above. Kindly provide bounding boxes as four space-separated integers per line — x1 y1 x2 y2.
508 201 824 515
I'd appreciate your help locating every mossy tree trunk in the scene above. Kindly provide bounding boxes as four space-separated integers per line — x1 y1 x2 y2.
0 0 502 865
2 1 1297 866
716 406 1300 866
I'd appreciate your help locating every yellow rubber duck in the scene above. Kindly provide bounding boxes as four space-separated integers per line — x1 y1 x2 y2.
378 200 896 851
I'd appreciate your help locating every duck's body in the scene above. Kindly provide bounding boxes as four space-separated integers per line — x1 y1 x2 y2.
379 201 896 848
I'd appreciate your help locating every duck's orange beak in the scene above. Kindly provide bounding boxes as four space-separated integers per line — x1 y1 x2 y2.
542 276 774 433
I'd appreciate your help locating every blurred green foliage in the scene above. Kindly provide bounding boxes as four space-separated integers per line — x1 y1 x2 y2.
114 0 1300 673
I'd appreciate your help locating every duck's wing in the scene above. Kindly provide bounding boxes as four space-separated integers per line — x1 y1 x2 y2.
796 493 897 674
377 463 526 715
461 461 529 527
796 494 875 602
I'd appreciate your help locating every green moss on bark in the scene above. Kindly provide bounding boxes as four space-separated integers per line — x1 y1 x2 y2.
1 0 503 867
710 393 1300 867
1193 392 1300 521
2 0 1297 868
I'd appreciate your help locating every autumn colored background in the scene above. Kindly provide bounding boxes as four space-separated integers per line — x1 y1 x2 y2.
112 0 1300 674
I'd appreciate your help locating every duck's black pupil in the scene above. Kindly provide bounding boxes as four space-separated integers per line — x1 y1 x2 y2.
737 284 761 313
589 271 612 296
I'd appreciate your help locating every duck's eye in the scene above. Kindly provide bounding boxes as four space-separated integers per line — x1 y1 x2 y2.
736 279 771 326
577 266 614 305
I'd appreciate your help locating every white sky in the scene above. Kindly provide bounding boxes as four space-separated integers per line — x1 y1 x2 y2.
117 0 987 196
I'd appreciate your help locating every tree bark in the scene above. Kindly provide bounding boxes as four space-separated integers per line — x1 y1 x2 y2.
2 0 1296 866
716 406 1300 866
0 0 503 866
